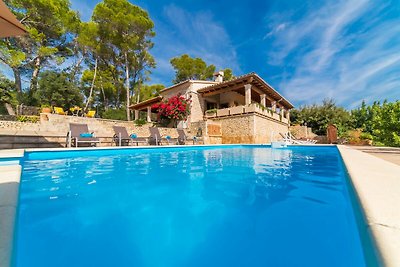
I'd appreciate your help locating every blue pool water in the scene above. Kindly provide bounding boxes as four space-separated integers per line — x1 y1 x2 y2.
15 146 369 267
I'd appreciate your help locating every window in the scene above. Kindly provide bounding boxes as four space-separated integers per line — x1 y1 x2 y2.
206 101 217 110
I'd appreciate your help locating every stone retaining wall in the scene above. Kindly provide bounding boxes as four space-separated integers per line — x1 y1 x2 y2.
1 112 291 148
209 113 288 144
0 114 193 149
290 125 317 139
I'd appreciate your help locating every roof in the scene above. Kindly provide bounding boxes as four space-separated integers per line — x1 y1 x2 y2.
159 79 217 94
129 96 162 110
0 0 27 37
198 73 294 109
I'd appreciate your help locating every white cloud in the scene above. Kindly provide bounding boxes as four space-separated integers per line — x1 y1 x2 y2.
150 4 241 85
265 0 400 108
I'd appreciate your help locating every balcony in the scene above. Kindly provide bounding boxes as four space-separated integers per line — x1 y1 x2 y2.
204 103 289 124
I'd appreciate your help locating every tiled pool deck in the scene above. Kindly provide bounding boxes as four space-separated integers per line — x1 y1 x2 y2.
351 146 400 166
0 145 399 266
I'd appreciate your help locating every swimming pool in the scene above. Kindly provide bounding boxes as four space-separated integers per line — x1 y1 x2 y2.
13 145 372 266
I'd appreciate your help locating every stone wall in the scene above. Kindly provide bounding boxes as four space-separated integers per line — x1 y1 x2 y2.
0 113 189 149
219 115 254 143
1 110 290 148
209 113 288 144
189 82 216 123
290 125 317 139
253 114 289 143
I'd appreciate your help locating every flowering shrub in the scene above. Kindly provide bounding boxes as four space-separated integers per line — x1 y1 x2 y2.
151 94 191 122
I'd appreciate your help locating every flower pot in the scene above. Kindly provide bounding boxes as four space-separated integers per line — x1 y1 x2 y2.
41 107 52 113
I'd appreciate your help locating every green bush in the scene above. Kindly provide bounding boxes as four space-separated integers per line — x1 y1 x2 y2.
352 100 400 147
102 108 127 121
290 99 351 137
205 108 217 114
16 115 39 123
134 118 147 126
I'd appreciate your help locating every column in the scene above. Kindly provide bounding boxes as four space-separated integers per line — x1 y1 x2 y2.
286 109 290 120
147 106 151 122
271 101 276 112
260 94 266 107
134 110 139 120
280 107 285 118
244 84 252 105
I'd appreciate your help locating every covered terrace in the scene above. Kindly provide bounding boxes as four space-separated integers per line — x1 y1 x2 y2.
130 96 162 122
197 73 294 121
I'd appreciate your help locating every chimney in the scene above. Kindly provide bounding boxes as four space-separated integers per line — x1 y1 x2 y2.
213 71 224 83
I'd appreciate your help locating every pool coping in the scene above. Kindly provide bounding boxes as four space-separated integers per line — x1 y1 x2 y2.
0 164 21 267
0 144 397 267
338 145 400 267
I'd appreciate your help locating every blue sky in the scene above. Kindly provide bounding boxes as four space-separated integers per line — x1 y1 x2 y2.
3 0 400 108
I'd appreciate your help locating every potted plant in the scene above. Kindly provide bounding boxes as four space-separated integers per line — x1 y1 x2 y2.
205 108 217 118
41 104 52 113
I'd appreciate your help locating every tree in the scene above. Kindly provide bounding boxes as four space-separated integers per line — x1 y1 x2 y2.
131 48 156 104
0 0 80 102
80 68 117 110
170 54 216 83
351 100 372 132
0 74 15 104
221 68 234 81
91 0 155 121
0 73 17 114
351 101 400 147
76 21 100 111
290 99 351 136
134 84 164 103
35 71 82 109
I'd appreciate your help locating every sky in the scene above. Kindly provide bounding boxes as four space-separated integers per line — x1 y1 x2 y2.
4 0 400 109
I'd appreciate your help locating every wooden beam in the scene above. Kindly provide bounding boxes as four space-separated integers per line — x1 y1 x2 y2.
201 83 246 97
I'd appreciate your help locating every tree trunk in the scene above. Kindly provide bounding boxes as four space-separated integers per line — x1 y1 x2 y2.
100 76 108 110
12 67 22 100
4 103 16 115
71 55 84 83
29 56 41 94
136 78 141 104
84 58 98 112
125 52 131 121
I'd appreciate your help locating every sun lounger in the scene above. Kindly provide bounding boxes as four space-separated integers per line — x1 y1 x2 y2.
148 127 177 145
113 126 147 146
177 129 198 145
84 110 96 118
67 123 100 147
279 132 317 145
54 107 68 115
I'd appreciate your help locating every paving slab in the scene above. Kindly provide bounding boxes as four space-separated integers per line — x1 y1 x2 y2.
0 149 24 159
351 146 400 166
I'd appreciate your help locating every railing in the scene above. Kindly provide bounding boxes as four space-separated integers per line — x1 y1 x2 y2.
204 103 289 124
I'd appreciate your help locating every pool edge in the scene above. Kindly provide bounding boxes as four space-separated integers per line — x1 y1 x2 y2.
0 163 22 267
3 144 396 267
338 145 400 267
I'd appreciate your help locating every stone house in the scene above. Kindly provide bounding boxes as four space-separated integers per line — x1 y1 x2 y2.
130 72 294 144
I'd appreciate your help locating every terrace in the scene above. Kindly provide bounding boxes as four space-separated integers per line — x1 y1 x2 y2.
204 103 289 124
199 73 293 124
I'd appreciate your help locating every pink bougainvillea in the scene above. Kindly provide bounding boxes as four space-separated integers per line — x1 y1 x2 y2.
151 94 191 121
